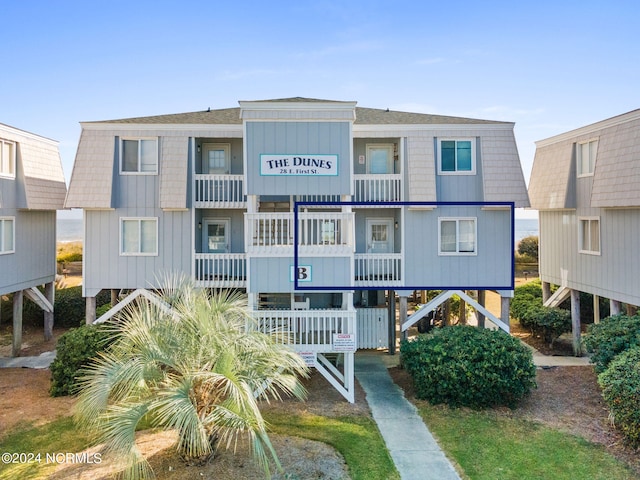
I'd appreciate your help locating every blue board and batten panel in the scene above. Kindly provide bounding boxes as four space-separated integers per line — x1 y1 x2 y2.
250 256 351 293
83 162 192 297
0 209 57 295
294 201 514 291
245 122 351 195
403 206 512 288
0 168 57 295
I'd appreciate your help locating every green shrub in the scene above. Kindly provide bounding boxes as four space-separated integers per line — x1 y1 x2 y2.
49 324 116 396
510 284 571 345
598 346 640 447
513 279 543 299
53 287 111 328
584 315 640 373
527 306 572 345
400 325 537 409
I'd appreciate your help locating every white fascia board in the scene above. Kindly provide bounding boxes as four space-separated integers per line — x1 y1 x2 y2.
353 123 515 134
79 122 243 134
535 109 640 147
0 123 59 146
239 100 357 111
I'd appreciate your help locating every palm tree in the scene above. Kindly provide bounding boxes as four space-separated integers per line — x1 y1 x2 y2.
74 275 309 479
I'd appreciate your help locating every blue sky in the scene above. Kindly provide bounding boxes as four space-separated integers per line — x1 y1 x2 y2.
2 0 639 219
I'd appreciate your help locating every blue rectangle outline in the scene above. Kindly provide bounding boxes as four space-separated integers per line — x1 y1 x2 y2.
259 153 340 176
293 201 515 291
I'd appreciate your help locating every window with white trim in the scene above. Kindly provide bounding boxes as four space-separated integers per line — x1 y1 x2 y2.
439 218 477 255
579 217 600 254
437 139 475 174
0 217 15 254
577 139 597 177
120 138 158 174
120 218 158 255
0 139 16 178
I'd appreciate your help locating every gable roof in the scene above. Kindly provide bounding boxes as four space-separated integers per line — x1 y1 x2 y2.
84 97 510 127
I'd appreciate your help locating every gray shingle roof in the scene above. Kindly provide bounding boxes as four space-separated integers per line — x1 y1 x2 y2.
86 98 509 126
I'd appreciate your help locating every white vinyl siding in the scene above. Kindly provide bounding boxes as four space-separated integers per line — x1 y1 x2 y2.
0 139 15 178
120 138 158 174
0 217 15 254
439 217 477 255
437 139 475 175
577 139 597 177
120 217 158 255
579 217 600 255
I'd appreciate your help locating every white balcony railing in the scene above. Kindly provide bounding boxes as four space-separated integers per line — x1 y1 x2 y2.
294 194 342 206
353 174 402 203
194 253 246 288
354 253 402 286
252 309 356 352
245 212 354 254
195 174 246 207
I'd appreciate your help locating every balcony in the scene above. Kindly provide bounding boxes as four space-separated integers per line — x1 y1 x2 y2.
354 253 402 287
353 174 402 203
252 309 356 352
194 253 246 288
194 174 246 208
245 211 354 255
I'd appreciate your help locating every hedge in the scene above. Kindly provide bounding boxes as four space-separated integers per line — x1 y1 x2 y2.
584 315 640 373
49 324 116 396
598 346 640 447
401 325 536 409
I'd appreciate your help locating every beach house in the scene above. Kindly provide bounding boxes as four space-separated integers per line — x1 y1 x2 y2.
0 123 67 356
65 97 529 401
528 109 640 354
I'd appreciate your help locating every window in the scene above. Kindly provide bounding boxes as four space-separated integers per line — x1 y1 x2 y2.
438 139 475 174
366 144 395 174
0 217 15 254
579 217 600 254
120 138 158 174
577 139 597 177
0 139 15 178
120 218 158 255
439 218 477 255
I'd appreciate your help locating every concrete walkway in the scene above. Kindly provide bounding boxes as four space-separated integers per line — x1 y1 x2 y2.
0 350 56 368
355 352 461 480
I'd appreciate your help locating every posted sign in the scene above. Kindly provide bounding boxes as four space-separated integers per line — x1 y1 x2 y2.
332 333 356 352
260 154 338 176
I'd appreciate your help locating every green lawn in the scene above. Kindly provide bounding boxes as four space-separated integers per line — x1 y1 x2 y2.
265 412 400 480
418 404 637 480
0 413 399 480
1 403 636 480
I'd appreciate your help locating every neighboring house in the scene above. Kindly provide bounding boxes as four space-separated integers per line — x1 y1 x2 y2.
65 97 529 401
528 109 640 354
0 123 67 356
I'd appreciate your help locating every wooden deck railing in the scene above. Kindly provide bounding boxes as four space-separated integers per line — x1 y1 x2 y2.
252 309 356 352
244 212 354 254
354 253 402 286
353 174 402 203
194 174 245 207
194 253 246 288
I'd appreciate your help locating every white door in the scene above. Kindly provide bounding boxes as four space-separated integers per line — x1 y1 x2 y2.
203 219 229 253
203 143 230 174
366 144 394 174
366 218 394 254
